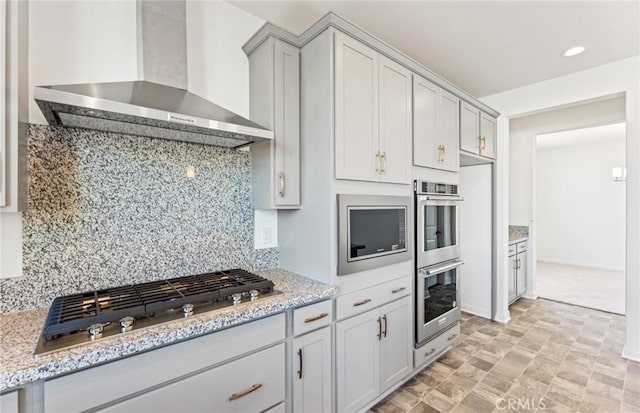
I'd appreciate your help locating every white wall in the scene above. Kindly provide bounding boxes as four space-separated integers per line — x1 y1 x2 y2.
481 56 640 361
536 132 626 271
1 1 269 277
459 164 493 318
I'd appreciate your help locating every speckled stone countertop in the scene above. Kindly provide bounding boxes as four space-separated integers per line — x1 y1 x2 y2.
509 225 529 244
0 269 337 392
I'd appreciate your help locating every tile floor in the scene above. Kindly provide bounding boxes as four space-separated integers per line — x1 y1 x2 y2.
371 298 639 413
536 261 625 315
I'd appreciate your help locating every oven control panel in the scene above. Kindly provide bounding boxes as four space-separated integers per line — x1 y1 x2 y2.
415 180 458 196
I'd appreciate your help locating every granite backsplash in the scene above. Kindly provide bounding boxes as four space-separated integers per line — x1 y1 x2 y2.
0 125 278 314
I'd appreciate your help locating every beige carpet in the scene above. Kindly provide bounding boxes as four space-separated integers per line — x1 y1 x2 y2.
536 261 625 315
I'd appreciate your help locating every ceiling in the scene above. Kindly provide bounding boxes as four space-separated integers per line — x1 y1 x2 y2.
229 1 640 98
537 122 626 150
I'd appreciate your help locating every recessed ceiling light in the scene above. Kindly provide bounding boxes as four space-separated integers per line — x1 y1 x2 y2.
563 46 585 57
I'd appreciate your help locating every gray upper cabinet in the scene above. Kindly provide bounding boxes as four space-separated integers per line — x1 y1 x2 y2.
460 101 496 160
335 32 411 184
248 37 300 209
413 74 459 172
1 0 28 213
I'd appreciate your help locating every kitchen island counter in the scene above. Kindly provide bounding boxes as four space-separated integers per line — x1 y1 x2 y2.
0 268 337 392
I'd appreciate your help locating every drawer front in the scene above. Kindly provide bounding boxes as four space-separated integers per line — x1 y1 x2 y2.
98 344 286 413
45 314 286 413
263 402 286 413
508 244 517 256
517 241 527 253
414 323 460 368
293 300 333 336
336 276 411 320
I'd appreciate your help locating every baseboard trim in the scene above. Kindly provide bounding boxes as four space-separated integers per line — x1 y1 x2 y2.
493 311 511 324
623 345 640 362
537 259 624 273
461 305 491 320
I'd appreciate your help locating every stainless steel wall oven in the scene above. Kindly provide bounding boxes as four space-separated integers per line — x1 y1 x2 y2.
414 181 464 347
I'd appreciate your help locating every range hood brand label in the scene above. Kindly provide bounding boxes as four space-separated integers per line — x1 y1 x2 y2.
168 113 197 125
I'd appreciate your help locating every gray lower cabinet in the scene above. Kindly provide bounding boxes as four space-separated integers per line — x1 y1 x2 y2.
0 390 19 413
509 241 528 304
292 327 332 413
97 344 285 413
44 314 286 413
336 296 411 413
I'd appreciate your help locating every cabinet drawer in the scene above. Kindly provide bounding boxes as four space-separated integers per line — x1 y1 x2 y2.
517 241 528 253
98 344 285 413
414 323 460 368
508 244 517 256
45 314 285 413
264 402 286 413
293 300 333 336
336 276 411 320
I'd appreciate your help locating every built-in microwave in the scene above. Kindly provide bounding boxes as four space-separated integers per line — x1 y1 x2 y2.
337 194 412 275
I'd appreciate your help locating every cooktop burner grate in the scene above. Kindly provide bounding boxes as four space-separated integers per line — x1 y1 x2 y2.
41 269 275 341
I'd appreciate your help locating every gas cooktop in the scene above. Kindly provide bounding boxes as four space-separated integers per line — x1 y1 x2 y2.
35 269 279 356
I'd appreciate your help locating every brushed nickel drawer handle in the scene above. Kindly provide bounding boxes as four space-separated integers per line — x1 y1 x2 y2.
392 287 406 294
425 348 436 357
353 298 372 307
279 172 285 197
229 383 262 401
447 333 457 341
304 313 329 323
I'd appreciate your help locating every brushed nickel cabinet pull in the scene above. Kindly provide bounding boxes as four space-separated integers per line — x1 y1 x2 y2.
442 145 446 162
278 172 285 197
425 348 436 357
297 348 303 379
391 287 406 294
304 313 329 323
229 383 262 401
447 333 457 341
377 317 382 340
382 314 388 338
375 151 380 172
381 151 387 173
353 298 372 307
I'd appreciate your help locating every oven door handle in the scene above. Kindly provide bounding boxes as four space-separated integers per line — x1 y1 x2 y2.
417 195 464 203
422 259 464 276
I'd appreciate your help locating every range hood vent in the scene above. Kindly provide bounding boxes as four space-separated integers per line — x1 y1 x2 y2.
33 1 273 148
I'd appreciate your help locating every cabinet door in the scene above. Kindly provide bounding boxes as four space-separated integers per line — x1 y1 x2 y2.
438 90 460 172
412 75 438 169
479 111 496 159
460 101 480 154
334 32 379 182
379 297 412 392
0 391 18 413
273 41 300 205
336 309 380 413
508 255 517 303
378 55 411 184
292 327 332 413
516 251 527 296
97 344 285 413
273 40 300 206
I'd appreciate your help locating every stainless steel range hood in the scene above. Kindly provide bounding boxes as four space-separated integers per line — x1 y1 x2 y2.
33 1 273 148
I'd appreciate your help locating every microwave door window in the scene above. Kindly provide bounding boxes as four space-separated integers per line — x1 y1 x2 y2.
423 270 457 324
349 208 406 261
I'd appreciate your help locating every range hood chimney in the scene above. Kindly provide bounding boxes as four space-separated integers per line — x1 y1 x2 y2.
33 1 273 149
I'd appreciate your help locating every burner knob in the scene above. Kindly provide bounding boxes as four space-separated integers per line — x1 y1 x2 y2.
88 323 105 340
183 304 194 317
231 293 242 305
119 316 135 333
249 290 259 301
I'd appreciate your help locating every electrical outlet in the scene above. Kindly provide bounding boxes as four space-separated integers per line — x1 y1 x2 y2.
262 227 273 245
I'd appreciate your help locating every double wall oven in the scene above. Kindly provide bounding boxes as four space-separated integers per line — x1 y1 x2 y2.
414 181 464 347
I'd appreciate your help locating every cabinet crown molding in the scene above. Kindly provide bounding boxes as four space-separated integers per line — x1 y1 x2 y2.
243 12 500 118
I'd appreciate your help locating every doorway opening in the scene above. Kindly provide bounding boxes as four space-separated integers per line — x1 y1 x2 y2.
535 123 626 314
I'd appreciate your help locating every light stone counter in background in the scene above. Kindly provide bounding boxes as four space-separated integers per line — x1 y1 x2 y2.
509 225 529 244
0 268 337 392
